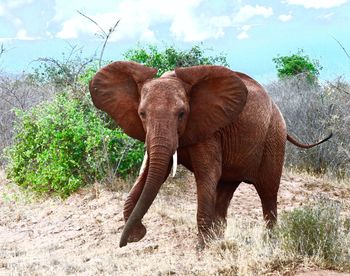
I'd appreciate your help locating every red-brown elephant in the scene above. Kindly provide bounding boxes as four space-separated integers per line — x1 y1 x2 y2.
89 61 331 247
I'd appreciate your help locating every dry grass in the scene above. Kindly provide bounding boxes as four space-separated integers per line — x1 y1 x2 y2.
209 201 350 275
1 169 350 275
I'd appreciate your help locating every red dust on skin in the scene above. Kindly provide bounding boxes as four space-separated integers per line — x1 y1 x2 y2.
89 61 332 248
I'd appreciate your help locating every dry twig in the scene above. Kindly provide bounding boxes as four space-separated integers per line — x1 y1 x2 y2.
77 10 120 68
0 43 5 59
332 36 350 60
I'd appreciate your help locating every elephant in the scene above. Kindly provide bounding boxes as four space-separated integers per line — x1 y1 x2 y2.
89 61 332 248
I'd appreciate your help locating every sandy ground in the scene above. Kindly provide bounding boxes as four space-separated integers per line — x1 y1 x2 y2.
1 169 350 275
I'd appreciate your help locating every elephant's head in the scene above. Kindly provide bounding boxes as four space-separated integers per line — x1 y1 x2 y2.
89 61 248 247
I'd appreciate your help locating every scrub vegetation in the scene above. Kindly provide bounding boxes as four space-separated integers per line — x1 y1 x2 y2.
0 43 349 275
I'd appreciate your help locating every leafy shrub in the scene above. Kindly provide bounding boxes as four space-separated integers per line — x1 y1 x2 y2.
212 198 350 275
273 49 322 83
5 94 143 197
0 74 55 165
123 43 228 77
79 65 99 86
29 46 94 91
277 197 347 266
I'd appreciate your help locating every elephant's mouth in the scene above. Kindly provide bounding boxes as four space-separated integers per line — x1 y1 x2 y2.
139 150 178 177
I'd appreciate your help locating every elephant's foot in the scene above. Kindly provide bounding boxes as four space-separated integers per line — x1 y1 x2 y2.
196 239 206 251
127 223 147 243
213 219 227 239
196 229 214 250
197 221 227 250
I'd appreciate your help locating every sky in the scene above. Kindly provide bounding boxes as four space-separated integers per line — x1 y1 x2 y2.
0 0 350 83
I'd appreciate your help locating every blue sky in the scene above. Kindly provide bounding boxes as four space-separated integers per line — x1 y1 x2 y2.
0 0 350 83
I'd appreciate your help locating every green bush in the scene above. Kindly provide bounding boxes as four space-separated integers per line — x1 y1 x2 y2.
5 94 144 197
214 198 350 274
29 48 94 91
277 197 346 266
273 49 322 83
123 43 228 77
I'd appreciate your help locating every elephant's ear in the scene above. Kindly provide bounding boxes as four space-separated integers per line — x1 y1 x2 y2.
89 61 157 141
175 65 248 146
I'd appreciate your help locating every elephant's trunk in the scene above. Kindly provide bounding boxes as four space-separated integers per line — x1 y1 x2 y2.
119 143 172 247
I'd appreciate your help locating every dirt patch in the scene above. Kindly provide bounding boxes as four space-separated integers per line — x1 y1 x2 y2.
1 169 349 275
295 270 350 276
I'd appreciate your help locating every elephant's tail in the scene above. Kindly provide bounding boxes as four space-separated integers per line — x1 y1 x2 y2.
287 132 333 149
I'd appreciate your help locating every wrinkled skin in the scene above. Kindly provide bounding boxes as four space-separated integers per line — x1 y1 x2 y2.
89 61 331 248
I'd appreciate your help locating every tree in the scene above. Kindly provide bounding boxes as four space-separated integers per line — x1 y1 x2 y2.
29 45 95 97
123 43 228 77
273 50 322 83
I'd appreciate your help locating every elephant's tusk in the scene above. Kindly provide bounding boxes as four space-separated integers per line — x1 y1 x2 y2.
172 151 178 178
139 151 148 175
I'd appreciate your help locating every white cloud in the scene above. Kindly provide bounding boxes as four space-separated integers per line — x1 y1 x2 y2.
318 12 335 20
16 28 35 40
234 5 273 23
0 28 38 42
140 30 156 42
0 5 5 16
237 32 249 40
0 0 38 41
7 0 32 9
278 14 293 22
170 13 209 41
284 0 349 9
236 25 251 40
55 0 236 42
171 14 232 42
232 5 273 40
0 0 32 11
55 1 274 42
56 11 158 42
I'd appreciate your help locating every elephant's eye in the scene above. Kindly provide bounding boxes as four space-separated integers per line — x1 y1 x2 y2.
139 111 146 119
178 111 185 121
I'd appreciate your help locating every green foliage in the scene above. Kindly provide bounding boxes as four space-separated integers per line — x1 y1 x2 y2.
5 43 229 197
273 50 322 83
79 65 99 86
123 43 228 77
28 47 94 91
277 197 346 265
5 94 143 197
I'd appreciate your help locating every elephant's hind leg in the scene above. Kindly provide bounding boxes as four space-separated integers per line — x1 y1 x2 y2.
254 148 284 228
214 181 240 237
254 181 279 228
255 112 286 228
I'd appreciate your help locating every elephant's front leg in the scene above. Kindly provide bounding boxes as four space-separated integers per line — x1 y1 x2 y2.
190 139 222 247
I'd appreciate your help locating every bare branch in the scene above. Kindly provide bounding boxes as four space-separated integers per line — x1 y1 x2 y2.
99 20 120 68
77 10 108 37
76 57 94 80
326 79 350 97
0 43 5 58
66 44 78 63
332 36 350 60
77 10 120 69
